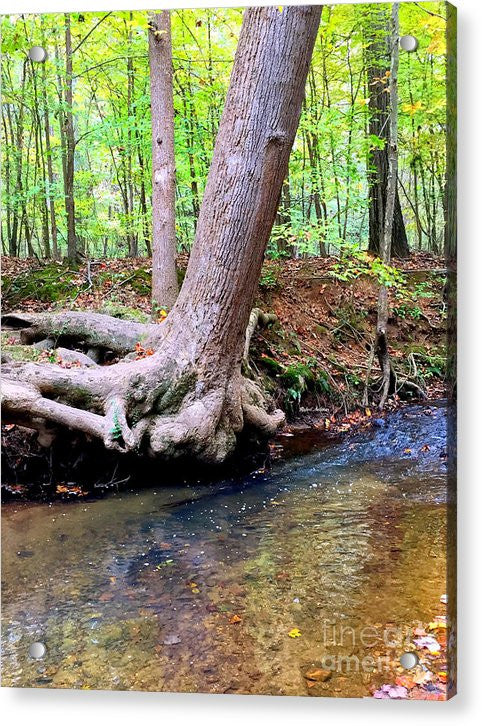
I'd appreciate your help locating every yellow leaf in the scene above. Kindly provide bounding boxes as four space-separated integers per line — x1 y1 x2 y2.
428 620 447 631
288 627 301 638
402 100 424 116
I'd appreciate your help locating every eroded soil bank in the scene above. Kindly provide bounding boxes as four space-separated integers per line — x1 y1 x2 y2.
1 253 447 496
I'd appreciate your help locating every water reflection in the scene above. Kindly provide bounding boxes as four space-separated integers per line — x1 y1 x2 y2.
2 405 449 696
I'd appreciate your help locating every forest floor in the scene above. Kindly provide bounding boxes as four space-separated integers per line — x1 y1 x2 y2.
1 251 447 419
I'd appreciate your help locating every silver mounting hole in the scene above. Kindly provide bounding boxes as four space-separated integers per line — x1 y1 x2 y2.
28 46 47 62
28 641 46 659
400 35 418 52
400 651 419 669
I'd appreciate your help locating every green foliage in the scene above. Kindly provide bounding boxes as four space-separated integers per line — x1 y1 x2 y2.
393 303 423 320
0 3 448 260
412 350 445 380
330 242 407 291
279 359 333 415
259 263 282 291
259 356 284 374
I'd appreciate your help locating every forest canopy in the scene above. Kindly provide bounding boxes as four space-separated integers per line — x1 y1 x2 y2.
1 2 448 260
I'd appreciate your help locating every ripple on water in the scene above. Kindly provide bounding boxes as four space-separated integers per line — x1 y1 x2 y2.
1 404 450 696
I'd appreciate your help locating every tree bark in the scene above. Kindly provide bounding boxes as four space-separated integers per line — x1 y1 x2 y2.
2 5 321 463
366 5 409 258
64 14 77 262
9 60 28 257
149 11 179 310
126 13 138 258
41 35 59 260
375 3 400 408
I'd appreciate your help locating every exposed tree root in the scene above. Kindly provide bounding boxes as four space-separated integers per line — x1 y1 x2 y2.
1 312 285 463
1 311 163 359
242 307 277 371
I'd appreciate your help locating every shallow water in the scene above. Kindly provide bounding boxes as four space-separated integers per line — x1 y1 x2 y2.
1 404 450 697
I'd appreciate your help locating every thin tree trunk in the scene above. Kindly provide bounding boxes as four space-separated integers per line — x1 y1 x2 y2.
375 3 400 408
64 14 77 262
408 58 423 250
366 4 409 258
126 14 137 258
138 151 152 257
2 111 12 247
149 11 179 309
41 45 59 259
9 61 28 257
181 83 201 227
30 58 51 258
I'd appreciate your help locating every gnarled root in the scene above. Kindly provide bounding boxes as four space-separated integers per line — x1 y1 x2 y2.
1 353 285 464
242 307 277 371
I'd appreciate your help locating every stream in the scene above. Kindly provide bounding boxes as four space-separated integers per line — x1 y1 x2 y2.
1 403 450 697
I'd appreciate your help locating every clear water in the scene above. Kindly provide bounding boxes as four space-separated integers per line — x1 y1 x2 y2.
1 405 450 697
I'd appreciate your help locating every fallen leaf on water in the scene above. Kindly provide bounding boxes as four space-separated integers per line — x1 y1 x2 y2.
288 628 301 638
229 614 242 624
276 571 291 582
421 444 430 452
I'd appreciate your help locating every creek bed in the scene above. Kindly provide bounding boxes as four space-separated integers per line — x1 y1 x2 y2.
1 403 450 697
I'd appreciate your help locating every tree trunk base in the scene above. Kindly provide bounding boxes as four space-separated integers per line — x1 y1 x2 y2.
2 310 285 464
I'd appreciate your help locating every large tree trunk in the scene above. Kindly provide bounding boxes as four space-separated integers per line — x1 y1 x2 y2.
366 5 409 258
2 5 321 463
149 11 179 310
